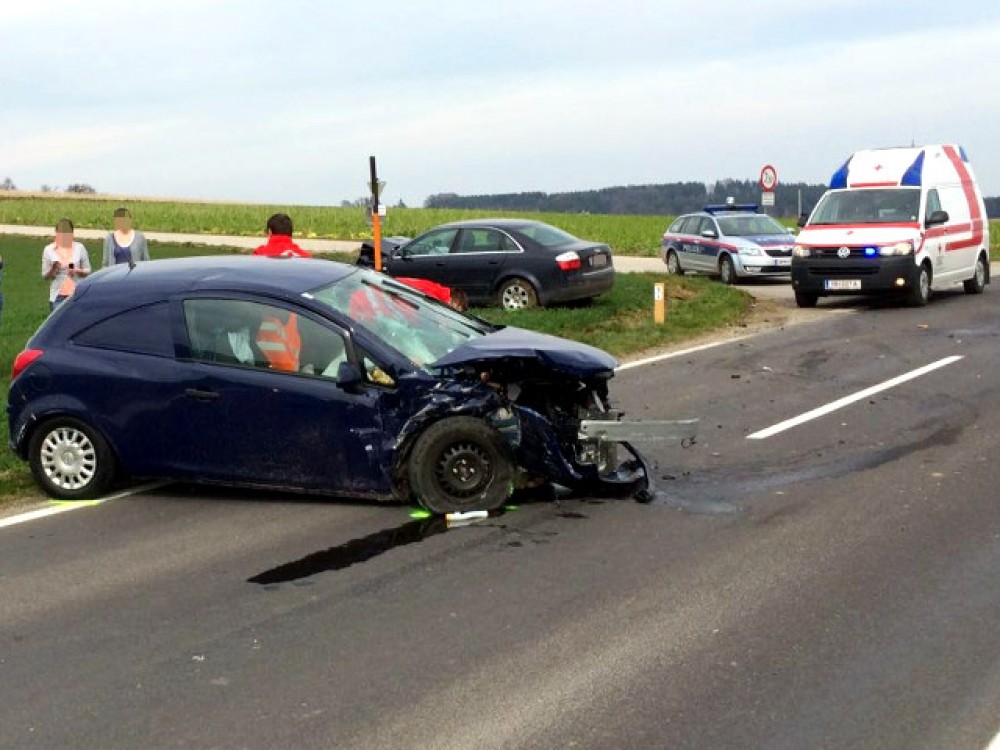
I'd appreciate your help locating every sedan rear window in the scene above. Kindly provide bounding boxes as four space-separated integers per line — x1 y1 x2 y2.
515 223 578 247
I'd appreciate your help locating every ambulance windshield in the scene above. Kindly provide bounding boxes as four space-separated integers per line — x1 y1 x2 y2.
810 188 920 225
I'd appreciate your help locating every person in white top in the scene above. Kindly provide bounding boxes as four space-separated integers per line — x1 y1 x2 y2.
41 218 92 311
102 206 150 267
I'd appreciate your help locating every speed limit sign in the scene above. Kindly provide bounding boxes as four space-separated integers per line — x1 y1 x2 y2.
759 164 778 191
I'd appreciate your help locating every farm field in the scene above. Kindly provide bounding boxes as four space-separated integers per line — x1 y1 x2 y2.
0 233 751 503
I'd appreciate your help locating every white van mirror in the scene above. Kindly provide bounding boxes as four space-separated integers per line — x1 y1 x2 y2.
925 209 949 228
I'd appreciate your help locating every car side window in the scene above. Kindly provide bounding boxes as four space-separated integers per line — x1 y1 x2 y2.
73 302 175 357
405 229 459 257
925 189 942 218
668 218 685 233
455 228 505 254
698 218 718 237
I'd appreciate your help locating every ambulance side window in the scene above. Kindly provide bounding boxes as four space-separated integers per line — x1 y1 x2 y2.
925 189 942 218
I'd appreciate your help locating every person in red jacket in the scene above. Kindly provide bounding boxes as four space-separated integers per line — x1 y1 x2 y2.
252 213 312 258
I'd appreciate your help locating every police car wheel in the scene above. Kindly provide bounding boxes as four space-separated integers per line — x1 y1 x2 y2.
964 254 988 294
28 417 116 500
409 417 514 515
665 250 684 275
907 264 932 307
718 255 736 285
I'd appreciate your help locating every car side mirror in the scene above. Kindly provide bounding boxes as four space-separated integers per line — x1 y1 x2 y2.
335 361 366 392
925 209 949 228
797 212 810 228
700 229 718 239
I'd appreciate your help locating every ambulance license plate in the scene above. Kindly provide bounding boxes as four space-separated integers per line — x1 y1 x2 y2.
825 279 862 290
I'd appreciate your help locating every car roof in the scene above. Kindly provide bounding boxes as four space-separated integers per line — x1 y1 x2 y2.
434 218 545 230
82 255 355 301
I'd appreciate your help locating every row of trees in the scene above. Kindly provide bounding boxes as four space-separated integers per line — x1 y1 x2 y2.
0 177 96 193
427 180 1000 219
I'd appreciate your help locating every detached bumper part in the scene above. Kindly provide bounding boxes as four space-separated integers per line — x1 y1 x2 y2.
578 418 699 444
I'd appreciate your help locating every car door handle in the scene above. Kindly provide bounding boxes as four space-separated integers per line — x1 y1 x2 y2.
185 388 220 401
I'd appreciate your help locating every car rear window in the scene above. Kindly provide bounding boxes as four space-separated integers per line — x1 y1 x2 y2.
516 223 579 247
73 302 175 358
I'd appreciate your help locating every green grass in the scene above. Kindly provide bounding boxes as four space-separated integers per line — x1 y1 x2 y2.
0 233 750 504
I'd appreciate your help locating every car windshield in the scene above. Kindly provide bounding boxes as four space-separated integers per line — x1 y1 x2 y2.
306 269 491 370
809 188 921 225
716 214 789 237
515 222 579 247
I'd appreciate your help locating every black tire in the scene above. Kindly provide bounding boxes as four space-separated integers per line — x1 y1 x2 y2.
964 254 988 294
718 255 736 285
794 290 819 308
665 250 684 276
907 263 932 307
409 417 514 514
28 417 116 500
498 277 539 310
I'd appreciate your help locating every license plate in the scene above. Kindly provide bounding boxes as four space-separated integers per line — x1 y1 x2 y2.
590 254 608 268
825 279 862 290
775 258 791 267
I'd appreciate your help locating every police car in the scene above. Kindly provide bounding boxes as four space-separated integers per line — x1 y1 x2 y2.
661 201 796 284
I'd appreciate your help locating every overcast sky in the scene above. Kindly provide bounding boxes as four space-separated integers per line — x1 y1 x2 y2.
2 0 999 207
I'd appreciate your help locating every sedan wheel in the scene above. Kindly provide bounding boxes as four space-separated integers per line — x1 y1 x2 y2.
408 417 513 514
498 278 539 310
29 418 115 499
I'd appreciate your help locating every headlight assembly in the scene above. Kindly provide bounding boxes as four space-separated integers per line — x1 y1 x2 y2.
878 241 914 256
793 245 812 258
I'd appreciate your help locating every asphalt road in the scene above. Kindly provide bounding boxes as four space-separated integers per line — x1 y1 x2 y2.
3 286 1000 749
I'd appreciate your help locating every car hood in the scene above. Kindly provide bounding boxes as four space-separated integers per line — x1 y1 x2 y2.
431 326 618 378
740 233 796 247
798 225 921 245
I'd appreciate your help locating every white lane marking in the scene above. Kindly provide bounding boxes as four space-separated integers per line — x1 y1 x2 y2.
617 336 752 372
985 728 1000 750
0 481 169 531
747 355 963 440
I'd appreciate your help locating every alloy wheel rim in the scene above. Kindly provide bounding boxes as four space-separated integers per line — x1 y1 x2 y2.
40 427 97 491
502 285 530 310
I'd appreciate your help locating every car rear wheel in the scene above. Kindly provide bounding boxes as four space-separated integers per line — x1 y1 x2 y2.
964 254 988 294
408 417 514 514
29 417 116 500
718 255 736 285
498 278 539 310
665 250 684 276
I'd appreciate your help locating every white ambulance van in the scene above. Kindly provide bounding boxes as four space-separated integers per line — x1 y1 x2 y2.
791 144 990 307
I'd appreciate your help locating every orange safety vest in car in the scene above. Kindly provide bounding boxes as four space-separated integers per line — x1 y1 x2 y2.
257 314 301 372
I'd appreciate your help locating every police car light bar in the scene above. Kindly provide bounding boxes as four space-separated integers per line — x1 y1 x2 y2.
703 203 759 215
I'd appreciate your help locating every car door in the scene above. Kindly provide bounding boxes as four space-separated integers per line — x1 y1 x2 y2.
683 217 711 271
162 297 386 493
696 217 723 271
386 228 459 285
444 228 510 300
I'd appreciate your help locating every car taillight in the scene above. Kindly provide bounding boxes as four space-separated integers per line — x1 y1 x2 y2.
555 251 582 271
11 349 44 380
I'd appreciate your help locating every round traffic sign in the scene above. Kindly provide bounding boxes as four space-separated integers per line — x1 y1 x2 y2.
759 164 778 191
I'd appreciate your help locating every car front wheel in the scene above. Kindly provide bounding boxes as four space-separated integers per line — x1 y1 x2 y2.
28 417 116 500
498 277 539 310
408 417 514 514
719 255 736 285
907 264 932 307
964 254 988 294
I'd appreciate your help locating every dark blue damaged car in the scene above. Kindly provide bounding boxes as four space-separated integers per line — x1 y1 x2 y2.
8 256 695 514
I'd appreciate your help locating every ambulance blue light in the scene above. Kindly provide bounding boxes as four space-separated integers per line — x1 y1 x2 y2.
901 152 925 187
864 246 878 257
829 157 851 189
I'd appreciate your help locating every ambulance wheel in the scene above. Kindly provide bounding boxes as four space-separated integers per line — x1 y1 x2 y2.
665 250 684 276
907 264 932 307
964 254 988 294
718 255 736 285
409 417 514 515
794 290 818 308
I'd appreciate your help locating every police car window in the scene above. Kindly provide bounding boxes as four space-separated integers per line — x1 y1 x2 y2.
668 218 685 233
717 215 787 236
74 302 175 358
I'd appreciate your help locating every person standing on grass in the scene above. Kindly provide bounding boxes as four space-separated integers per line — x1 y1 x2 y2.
102 206 150 267
252 213 312 258
42 218 91 311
